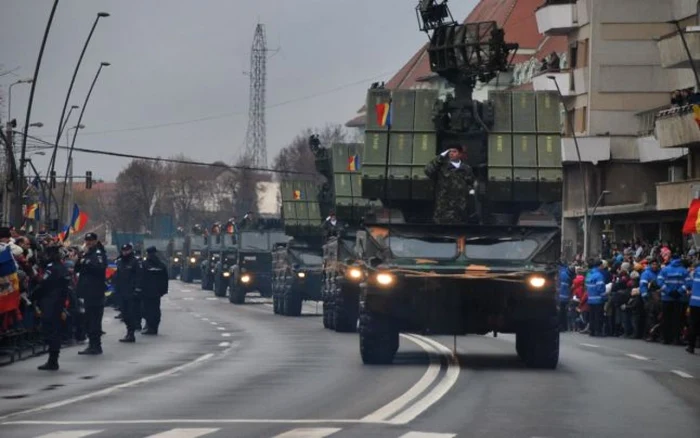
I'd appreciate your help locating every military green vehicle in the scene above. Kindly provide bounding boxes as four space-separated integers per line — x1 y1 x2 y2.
271 237 324 316
347 2 563 368
180 227 209 283
200 251 219 291
228 216 288 304
166 237 184 280
209 222 238 297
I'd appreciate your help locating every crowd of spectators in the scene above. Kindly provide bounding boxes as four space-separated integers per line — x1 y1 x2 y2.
0 226 100 363
560 239 700 354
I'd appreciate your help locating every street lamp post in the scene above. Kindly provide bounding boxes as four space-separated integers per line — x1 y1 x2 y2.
58 62 110 225
586 190 612 258
17 0 60 227
47 11 110 185
60 105 80 139
547 75 591 260
8 78 33 123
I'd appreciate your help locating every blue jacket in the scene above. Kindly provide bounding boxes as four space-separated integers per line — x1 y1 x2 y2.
601 268 612 285
639 267 659 299
558 266 572 302
585 267 606 305
657 259 689 302
691 268 700 308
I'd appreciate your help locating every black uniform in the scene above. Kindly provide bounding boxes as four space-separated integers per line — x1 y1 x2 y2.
36 259 71 370
140 253 169 334
75 245 107 353
114 253 143 336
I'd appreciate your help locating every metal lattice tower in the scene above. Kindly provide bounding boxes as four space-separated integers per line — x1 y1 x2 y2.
244 24 268 168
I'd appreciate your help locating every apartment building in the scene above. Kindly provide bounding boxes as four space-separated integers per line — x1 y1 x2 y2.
535 0 697 258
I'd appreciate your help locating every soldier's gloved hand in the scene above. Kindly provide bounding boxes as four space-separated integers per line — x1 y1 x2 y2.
469 189 476 195
440 150 449 158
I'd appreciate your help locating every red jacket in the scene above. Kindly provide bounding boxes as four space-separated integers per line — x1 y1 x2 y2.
573 275 589 312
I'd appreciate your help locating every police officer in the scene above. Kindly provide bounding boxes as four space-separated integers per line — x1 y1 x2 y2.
35 244 71 371
424 146 474 224
115 243 143 343
75 233 107 355
657 254 688 345
585 259 606 337
140 246 169 335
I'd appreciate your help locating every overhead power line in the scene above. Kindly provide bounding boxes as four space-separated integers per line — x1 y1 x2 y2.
33 70 394 137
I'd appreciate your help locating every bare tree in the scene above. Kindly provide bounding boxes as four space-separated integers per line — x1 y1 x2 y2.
272 123 348 181
113 160 165 231
162 155 212 228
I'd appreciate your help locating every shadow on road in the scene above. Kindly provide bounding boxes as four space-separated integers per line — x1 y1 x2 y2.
455 353 529 370
391 351 431 366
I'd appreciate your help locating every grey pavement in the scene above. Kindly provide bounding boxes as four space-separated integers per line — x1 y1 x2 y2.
1 280 699 437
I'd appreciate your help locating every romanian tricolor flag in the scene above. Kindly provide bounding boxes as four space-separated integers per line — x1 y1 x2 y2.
58 225 70 243
293 190 302 200
683 198 700 234
376 102 392 128
693 104 700 127
24 203 39 220
70 204 88 233
347 154 360 172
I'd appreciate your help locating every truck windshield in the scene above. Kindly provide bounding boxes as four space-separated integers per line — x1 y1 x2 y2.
388 236 458 259
269 231 288 246
464 237 539 260
292 251 323 265
239 232 269 250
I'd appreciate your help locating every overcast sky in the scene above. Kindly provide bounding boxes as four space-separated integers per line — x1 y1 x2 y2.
1 0 477 181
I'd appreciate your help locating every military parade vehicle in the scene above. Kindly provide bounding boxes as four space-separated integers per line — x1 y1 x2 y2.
212 221 238 297
200 225 223 291
343 1 564 368
227 214 288 304
180 226 209 283
302 138 370 332
166 237 184 280
273 180 326 316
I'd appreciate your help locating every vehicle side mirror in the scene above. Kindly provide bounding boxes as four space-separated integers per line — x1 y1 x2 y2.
369 256 382 268
292 263 300 270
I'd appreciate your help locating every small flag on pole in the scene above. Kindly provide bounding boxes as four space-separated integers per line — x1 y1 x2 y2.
347 154 360 172
682 198 700 234
375 102 392 128
293 190 302 200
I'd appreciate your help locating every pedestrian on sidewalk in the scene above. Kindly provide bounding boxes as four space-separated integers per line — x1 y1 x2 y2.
140 246 169 335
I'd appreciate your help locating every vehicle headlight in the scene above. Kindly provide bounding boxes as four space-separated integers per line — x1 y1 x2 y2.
528 275 546 288
223 272 231 278
173 257 179 263
210 269 215 273
347 267 363 280
297 272 306 278
376 272 395 286
240 274 251 284
190 257 196 264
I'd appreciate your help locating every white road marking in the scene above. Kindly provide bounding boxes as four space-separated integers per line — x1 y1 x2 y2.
217 327 225 330
206 297 218 301
181 289 192 293
221 333 232 337
183 297 194 301
218 342 231 347
362 334 441 422
671 370 694 378
0 354 214 421
210 322 218 325
399 433 456 438
272 428 341 438
580 343 600 348
34 431 103 438
201 318 210 321
389 335 460 425
192 313 201 317
625 354 650 361
3 420 394 425
144 428 220 437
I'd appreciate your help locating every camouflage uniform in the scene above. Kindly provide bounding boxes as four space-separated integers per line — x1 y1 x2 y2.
424 154 474 224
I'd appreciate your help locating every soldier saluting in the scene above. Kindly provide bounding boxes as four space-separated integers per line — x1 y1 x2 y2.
322 211 343 238
424 145 474 224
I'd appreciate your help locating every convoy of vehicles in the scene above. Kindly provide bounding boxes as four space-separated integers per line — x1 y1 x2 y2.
180 232 208 283
271 237 324 316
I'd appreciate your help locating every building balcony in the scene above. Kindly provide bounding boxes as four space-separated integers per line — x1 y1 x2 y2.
656 179 700 211
655 105 700 148
658 27 700 69
535 0 579 36
532 70 573 96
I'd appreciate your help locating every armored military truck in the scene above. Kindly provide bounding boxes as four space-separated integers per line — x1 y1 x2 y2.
228 216 288 304
180 228 209 283
167 237 184 280
271 237 324 316
349 2 563 369
200 252 219 291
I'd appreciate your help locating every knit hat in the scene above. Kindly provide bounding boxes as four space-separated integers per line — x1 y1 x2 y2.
621 262 631 272
630 271 640 280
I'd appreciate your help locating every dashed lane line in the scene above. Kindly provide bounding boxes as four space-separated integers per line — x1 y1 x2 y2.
671 370 694 378
221 333 232 337
580 343 600 348
144 428 219 437
398 433 456 438
625 353 650 361
272 427 341 438
34 431 104 438
217 327 225 331
218 342 231 348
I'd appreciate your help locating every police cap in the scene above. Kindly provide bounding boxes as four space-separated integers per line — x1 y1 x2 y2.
84 232 98 241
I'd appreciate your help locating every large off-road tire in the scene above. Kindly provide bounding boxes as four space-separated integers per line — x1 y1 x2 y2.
516 317 559 369
228 284 246 304
214 276 227 297
359 306 399 365
181 269 192 283
284 286 303 317
322 300 332 328
273 293 281 314
258 279 272 298
333 283 359 333
168 269 177 280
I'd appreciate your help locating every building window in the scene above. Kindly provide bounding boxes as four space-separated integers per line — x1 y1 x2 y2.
575 39 589 68
569 43 578 69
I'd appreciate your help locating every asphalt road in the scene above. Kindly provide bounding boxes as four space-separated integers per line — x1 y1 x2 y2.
1 280 699 437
